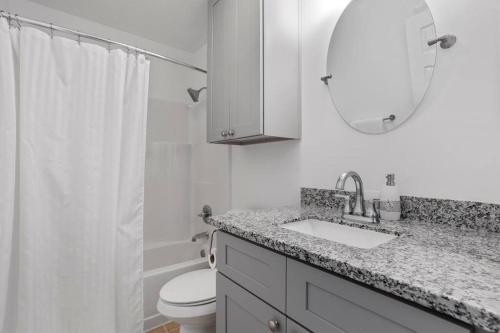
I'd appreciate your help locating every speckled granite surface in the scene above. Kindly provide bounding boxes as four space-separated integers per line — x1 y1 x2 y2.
206 206 500 332
302 187 500 232
401 196 500 232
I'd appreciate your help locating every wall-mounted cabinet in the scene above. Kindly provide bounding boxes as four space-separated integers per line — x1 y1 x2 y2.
207 0 301 145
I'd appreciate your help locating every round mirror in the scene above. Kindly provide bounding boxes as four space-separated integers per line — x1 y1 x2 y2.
326 0 437 134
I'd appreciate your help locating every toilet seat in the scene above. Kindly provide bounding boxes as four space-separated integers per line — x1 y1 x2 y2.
159 268 216 307
157 268 217 332
157 297 216 319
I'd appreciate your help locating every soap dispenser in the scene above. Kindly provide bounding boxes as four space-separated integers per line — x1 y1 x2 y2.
380 174 401 221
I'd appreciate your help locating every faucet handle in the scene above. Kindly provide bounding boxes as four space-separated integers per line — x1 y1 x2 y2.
335 194 353 217
371 199 381 223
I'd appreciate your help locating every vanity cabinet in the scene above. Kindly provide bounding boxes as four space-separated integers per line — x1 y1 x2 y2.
207 0 301 145
217 230 286 311
217 232 472 333
287 259 468 333
217 273 286 333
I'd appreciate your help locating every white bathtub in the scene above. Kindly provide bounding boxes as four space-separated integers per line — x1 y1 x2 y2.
143 240 209 332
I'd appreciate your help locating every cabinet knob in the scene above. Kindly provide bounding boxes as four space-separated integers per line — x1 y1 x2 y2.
228 129 235 136
221 130 228 137
267 320 279 332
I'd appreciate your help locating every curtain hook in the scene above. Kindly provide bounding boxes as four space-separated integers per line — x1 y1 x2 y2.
49 23 54 39
14 14 21 29
76 31 81 45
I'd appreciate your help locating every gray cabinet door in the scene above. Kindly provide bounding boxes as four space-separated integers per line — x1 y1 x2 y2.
207 0 301 144
287 319 311 333
287 259 470 333
217 232 286 311
230 0 263 139
208 0 233 142
208 0 262 142
217 273 285 333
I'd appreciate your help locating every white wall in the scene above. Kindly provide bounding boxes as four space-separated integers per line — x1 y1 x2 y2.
231 0 500 208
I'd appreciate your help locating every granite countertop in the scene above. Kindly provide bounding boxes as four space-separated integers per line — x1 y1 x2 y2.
206 206 500 333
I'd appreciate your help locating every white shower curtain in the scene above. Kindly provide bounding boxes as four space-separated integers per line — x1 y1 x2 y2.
0 18 149 333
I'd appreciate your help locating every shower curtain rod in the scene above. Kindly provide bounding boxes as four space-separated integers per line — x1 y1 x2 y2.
0 10 208 74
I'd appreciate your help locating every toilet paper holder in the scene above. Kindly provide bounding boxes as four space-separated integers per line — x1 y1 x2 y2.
209 230 217 254
208 230 217 268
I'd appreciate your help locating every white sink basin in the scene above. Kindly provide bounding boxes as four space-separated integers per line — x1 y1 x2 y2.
281 219 396 249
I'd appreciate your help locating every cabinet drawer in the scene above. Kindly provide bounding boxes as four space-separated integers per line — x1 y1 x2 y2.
287 259 470 333
217 273 286 333
217 232 286 311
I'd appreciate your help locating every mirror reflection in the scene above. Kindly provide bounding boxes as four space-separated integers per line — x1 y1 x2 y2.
326 0 437 134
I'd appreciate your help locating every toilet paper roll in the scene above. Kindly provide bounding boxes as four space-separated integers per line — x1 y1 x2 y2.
208 247 217 269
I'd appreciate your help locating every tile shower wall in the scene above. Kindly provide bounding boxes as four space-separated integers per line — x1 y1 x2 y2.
144 99 192 243
231 0 500 209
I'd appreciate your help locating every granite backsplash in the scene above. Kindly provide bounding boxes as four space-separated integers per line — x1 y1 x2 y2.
301 187 500 232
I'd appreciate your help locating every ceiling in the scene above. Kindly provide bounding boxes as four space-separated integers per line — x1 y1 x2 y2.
29 0 208 52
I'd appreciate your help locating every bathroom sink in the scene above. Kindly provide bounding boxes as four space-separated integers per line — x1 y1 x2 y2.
281 219 396 249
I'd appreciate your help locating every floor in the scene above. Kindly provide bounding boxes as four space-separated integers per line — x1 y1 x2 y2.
148 321 180 333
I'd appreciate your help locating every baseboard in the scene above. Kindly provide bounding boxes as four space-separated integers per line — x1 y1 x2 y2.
144 313 168 332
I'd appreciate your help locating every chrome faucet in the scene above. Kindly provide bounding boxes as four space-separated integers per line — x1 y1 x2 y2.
191 231 209 242
335 171 366 216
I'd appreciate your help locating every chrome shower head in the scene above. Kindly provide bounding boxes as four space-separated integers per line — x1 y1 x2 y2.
187 87 207 102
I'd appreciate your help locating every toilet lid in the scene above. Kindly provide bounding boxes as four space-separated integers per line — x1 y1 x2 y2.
160 268 216 305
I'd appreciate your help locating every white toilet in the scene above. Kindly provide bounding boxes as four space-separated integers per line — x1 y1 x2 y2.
157 268 216 333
